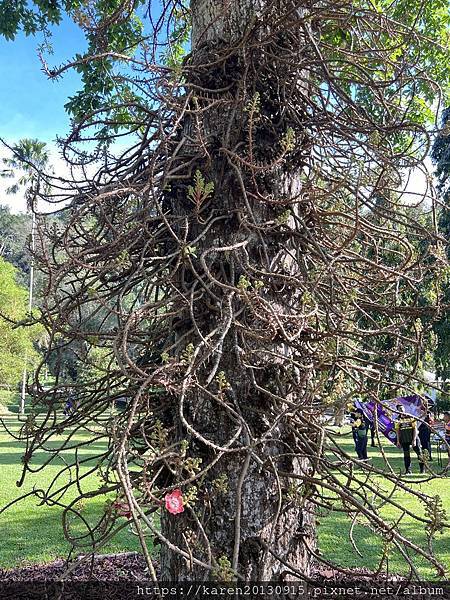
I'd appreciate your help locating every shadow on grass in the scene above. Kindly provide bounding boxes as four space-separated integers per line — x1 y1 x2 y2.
0 453 107 468
319 506 449 578
0 429 108 467
2 503 142 569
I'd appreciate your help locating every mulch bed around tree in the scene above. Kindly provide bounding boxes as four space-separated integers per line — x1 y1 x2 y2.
0 554 448 600
0 552 148 582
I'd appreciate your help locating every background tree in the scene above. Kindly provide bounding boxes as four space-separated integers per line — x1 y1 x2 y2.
0 257 42 387
2 138 49 194
1 138 50 412
1 0 450 583
0 205 31 285
355 196 440 397
1 138 50 293
432 108 450 389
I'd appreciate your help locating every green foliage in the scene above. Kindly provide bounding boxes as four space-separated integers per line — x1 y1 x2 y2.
0 205 31 284
180 342 195 365
216 370 230 391
212 556 235 582
237 275 251 291
275 209 291 226
424 495 447 538
187 170 215 209
0 1 65 40
1 0 448 144
1 140 51 295
160 351 170 364
0 1 147 136
352 200 439 387
244 91 261 115
212 473 228 494
435 396 450 414
150 418 168 450
64 1 147 136
432 108 450 380
181 244 197 258
161 5 191 69
319 0 450 143
78 345 113 382
0 257 42 386
281 127 295 153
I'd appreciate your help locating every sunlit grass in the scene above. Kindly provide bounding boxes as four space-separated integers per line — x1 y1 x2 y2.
0 403 448 577
0 411 140 569
319 429 449 578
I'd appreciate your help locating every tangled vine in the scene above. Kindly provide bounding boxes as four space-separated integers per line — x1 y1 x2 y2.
2 0 450 582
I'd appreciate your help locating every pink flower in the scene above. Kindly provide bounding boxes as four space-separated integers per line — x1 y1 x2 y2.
113 500 132 518
165 489 184 514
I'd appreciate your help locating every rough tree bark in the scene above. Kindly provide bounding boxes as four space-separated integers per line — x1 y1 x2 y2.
159 0 316 581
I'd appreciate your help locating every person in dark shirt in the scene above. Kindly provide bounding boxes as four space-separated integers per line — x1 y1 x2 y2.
418 410 433 461
351 409 369 460
395 404 423 474
347 402 358 444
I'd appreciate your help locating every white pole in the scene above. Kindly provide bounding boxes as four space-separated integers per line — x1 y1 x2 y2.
19 208 36 416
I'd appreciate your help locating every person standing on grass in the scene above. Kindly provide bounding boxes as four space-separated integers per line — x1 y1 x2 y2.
418 410 434 462
369 412 376 447
443 411 450 464
366 396 377 447
351 409 369 460
395 404 424 474
347 402 359 444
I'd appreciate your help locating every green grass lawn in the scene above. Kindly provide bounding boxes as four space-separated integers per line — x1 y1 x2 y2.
0 399 448 577
319 429 450 578
0 407 141 569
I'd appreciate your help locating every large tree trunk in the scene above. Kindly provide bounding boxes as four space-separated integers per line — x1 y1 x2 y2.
159 0 316 581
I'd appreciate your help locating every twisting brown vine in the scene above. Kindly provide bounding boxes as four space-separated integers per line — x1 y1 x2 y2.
2 0 449 583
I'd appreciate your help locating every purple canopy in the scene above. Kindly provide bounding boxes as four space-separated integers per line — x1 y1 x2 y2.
354 395 425 445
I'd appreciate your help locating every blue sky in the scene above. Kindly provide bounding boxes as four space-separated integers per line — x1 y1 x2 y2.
0 16 88 212
0 17 86 142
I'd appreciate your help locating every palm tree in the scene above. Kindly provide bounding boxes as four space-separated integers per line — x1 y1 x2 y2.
2 138 49 200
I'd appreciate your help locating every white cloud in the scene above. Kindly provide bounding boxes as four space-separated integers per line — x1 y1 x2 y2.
399 157 435 206
0 141 98 215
